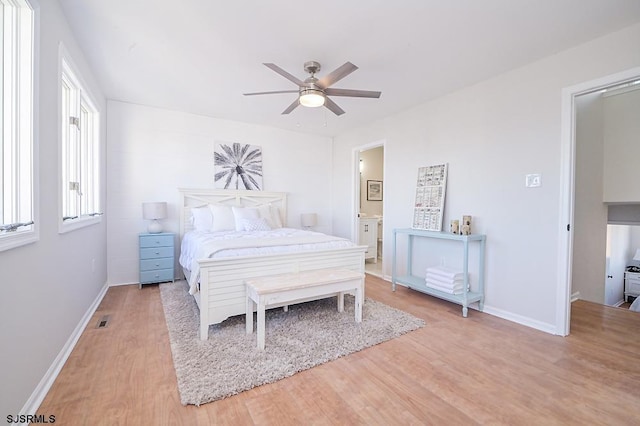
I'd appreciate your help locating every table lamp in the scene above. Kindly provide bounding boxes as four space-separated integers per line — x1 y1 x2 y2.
142 202 167 233
301 213 317 230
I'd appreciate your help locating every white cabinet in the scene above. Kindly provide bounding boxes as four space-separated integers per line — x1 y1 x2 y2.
359 218 378 262
624 271 640 302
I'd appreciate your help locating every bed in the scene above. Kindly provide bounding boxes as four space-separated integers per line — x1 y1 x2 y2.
178 188 367 340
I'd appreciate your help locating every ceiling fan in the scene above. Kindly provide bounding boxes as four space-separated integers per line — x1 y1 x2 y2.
243 61 381 116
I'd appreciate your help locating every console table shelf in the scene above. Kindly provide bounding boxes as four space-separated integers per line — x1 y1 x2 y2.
392 228 486 317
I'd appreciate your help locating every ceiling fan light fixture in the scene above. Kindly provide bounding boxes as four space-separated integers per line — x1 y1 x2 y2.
299 89 325 108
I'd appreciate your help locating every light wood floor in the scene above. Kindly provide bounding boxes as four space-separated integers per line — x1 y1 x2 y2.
38 275 640 425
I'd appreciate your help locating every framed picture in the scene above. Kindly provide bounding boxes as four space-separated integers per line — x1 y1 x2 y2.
367 180 383 201
214 142 263 190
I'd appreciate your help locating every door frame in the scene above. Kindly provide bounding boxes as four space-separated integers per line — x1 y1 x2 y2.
557 66 640 335
352 140 386 250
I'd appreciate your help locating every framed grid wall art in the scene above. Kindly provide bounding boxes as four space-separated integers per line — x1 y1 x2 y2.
412 163 448 231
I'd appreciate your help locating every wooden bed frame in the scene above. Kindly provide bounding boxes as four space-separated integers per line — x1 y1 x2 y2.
178 188 367 340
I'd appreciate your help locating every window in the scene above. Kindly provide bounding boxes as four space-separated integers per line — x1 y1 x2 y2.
60 52 100 232
0 0 36 251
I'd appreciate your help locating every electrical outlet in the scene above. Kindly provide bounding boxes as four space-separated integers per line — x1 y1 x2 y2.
526 173 541 188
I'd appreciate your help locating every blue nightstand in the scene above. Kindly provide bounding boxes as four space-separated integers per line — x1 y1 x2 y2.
139 232 175 289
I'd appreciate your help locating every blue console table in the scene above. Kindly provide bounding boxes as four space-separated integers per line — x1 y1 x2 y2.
391 228 486 317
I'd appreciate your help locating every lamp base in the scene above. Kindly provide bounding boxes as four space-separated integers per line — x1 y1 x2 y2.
147 220 163 234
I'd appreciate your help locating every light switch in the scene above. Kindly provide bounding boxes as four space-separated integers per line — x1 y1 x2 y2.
526 173 541 188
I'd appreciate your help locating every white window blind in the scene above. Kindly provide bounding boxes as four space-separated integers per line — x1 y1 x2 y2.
0 0 35 251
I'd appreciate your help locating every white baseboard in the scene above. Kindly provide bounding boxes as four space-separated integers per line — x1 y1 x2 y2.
107 280 138 287
571 291 580 303
394 281 557 335
20 281 109 416
481 304 557 334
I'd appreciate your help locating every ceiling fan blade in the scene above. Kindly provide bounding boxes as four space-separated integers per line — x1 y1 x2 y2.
323 97 345 116
281 98 300 115
243 90 299 96
263 63 305 86
324 88 381 98
317 62 358 88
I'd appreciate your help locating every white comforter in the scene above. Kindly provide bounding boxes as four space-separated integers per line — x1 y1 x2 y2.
179 228 355 294
630 297 640 312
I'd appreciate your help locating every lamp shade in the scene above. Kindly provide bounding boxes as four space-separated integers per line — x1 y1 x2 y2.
142 202 167 220
634 249 640 261
142 202 167 233
301 213 317 228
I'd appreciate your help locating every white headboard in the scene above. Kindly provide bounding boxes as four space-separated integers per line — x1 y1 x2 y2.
178 188 288 238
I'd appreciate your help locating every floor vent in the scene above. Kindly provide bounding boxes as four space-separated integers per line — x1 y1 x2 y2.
96 315 110 329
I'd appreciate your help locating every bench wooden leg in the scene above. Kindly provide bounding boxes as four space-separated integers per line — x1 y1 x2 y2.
355 280 363 323
246 296 254 335
257 302 266 350
337 292 345 312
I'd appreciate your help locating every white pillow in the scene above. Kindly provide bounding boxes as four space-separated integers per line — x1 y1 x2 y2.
210 204 236 232
258 204 283 229
191 205 213 231
271 206 283 228
242 217 271 232
232 206 259 231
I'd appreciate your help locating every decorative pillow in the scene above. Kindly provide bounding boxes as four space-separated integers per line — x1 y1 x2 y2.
242 217 271 232
258 204 283 229
232 206 259 231
191 205 213 231
270 206 283 228
210 204 236 232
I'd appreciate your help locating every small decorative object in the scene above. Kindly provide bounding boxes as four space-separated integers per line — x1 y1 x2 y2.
462 215 472 234
412 164 448 231
461 224 471 235
367 180 383 201
450 219 459 234
142 202 167 233
214 142 263 190
300 213 317 230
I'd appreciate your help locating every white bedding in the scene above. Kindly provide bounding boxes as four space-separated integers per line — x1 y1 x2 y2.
179 228 355 294
630 297 640 312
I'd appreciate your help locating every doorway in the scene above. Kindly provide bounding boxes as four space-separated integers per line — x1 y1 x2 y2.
356 144 385 278
559 67 640 335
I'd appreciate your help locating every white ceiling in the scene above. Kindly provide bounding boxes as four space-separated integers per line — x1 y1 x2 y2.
58 0 640 137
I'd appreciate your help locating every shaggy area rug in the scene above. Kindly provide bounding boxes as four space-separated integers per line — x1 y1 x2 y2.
159 280 424 406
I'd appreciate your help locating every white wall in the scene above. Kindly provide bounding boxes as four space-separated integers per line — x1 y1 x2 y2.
106 101 334 285
603 88 640 202
0 0 107 415
573 92 606 304
632 227 640 260
331 23 640 331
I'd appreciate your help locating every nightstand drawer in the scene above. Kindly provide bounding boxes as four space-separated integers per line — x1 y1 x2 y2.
139 234 174 248
140 257 174 271
140 268 174 284
140 246 173 259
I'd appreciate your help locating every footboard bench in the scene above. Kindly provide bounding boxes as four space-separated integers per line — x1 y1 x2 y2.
245 269 365 350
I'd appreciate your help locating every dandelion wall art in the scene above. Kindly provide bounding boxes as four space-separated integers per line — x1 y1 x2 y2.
214 142 263 190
